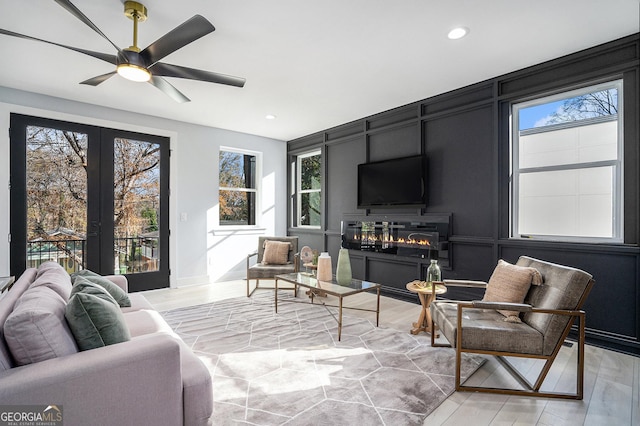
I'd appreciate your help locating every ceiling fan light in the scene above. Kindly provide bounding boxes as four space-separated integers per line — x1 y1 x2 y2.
117 63 151 82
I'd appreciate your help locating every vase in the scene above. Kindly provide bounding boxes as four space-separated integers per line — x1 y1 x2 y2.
316 252 332 281
426 259 441 283
336 248 352 285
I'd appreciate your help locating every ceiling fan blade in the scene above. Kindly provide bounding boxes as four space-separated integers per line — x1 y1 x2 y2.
141 15 215 67
0 28 118 65
148 76 190 103
150 62 246 88
54 0 122 54
80 72 116 86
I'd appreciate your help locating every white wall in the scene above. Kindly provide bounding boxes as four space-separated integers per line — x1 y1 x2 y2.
0 86 287 286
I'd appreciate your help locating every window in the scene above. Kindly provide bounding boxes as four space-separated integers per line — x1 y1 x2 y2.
296 150 321 227
219 149 258 226
511 80 623 242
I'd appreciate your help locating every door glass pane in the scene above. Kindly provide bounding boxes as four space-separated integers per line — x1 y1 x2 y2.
26 126 87 272
114 138 161 274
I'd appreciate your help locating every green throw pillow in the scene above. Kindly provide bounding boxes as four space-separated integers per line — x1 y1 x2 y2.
65 286 131 351
71 275 131 308
70 269 100 280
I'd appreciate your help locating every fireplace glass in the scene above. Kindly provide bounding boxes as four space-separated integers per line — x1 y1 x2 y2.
341 218 450 266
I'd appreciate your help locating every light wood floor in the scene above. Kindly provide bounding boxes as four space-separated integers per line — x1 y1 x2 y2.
142 280 639 425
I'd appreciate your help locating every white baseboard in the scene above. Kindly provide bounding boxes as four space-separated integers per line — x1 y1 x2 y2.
174 275 211 288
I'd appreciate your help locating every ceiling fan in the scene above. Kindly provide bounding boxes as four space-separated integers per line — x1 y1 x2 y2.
0 0 246 103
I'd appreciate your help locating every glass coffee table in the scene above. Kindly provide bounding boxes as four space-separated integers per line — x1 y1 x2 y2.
275 272 381 341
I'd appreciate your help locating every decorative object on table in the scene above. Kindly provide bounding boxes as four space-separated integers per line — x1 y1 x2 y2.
316 252 332 281
406 280 447 335
426 259 441 283
160 293 485 424
336 248 352 285
300 246 315 274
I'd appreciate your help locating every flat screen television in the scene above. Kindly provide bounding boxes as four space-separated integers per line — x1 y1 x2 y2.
357 154 427 209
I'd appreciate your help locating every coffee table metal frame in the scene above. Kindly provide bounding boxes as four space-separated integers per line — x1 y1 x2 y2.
274 272 381 341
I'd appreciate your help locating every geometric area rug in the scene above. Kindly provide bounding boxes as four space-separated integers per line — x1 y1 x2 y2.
160 292 485 426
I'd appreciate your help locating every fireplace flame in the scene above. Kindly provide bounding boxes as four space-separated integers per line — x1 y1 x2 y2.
357 234 432 247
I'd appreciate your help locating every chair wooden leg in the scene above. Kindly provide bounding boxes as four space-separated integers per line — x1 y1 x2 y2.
430 317 451 348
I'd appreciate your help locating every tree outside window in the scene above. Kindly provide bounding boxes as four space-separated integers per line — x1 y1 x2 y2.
297 150 321 227
219 149 257 226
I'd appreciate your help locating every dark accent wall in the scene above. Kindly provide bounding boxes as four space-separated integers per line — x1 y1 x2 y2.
287 34 640 355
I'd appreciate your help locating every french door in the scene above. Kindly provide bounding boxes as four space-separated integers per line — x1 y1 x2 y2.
9 114 170 292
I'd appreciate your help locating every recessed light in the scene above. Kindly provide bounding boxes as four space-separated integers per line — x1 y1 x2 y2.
447 27 469 40
265 114 277 120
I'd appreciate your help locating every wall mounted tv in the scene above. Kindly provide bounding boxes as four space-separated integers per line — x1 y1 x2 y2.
357 154 427 209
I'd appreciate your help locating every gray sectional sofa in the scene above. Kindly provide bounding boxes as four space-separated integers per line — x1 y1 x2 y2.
0 262 212 426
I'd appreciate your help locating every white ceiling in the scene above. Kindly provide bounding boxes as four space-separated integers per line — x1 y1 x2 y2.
0 1 638 141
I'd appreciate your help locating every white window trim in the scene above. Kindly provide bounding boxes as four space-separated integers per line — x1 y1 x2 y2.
510 79 624 243
296 149 321 229
218 147 262 228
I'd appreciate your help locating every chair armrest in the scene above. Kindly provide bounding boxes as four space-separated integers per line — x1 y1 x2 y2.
0 334 183 426
460 301 585 316
443 279 488 289
103 274 128 293
471 300 533 312
247 251 258 269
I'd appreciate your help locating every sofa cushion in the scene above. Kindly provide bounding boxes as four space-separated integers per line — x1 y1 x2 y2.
483 259 542 321
262 240 291 265
29 261 73 301
124 309 174 337
4 286 78 366
65 285 131 351
0 269 38 371
71 275 131 308
121 293 155 313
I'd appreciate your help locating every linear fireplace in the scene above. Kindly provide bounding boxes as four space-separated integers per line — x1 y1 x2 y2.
341 215 450 267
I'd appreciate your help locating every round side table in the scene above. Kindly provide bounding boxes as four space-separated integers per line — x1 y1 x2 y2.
406 280 447 335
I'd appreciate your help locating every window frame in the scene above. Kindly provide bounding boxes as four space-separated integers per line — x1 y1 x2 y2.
510 79 624 243
218 147 261 228
295 149 322 229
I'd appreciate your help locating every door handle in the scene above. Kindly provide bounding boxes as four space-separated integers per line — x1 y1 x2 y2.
87 221 100 237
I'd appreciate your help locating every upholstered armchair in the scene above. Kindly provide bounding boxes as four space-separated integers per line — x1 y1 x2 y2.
430 256 594 399
246 236 299 297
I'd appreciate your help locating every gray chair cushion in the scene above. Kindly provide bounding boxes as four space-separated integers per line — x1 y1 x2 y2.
431 301 544 355
247 263 298 279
